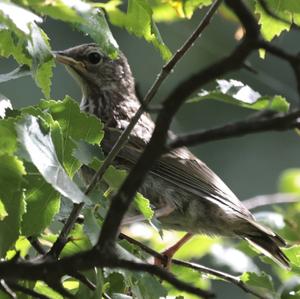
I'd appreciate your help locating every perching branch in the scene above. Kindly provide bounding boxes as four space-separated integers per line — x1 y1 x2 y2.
0 248 213 299
119 233 267 299
243 193 300 210
167 110 300 150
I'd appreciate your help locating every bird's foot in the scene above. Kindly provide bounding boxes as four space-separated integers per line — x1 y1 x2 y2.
154 249 174 269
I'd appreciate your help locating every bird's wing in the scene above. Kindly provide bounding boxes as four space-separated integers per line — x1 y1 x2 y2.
102 128 252 219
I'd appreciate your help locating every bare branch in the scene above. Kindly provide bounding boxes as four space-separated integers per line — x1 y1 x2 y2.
167 110 300 150
119 233 267 299
0 249 213 299
243 193 300 210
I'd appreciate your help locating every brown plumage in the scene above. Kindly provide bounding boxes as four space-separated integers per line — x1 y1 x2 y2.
55 43 290 269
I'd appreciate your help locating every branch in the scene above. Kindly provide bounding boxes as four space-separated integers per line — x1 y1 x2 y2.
119 233 267 299
49 0 223 258
167 110 300 150
243 193 300 210
0 249 213 299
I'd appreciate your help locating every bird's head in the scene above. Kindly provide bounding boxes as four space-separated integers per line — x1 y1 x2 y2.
54 43 136 103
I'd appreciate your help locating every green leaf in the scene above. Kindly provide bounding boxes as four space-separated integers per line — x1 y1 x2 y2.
0 1 42 35
278 169 300 194
61 223 92 257
107 0 171 60
6 236 31 259
76 269 103 299
240 272 274 295
0 118 17 155
183 0 213 19
34 281 63 299
0 29 31 65
26 24 54 98
255 0 300 41
283 245 300 267
83 208 102 246
168 265 209 299
21 163 60 236
39 97 104 177
16 115 90 204
134 193 153 221
131 272 168 299
21 0 119 57
76 9 119 58
0 199 8 221
0 155 26 257
189 79 290 112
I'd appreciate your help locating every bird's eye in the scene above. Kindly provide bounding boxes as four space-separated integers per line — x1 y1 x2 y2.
87 52 102 64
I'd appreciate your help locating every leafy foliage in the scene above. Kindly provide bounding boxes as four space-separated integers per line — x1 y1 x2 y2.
0 0 300 299
189 79 290 112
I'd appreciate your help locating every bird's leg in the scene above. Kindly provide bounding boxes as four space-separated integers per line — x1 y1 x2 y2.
155 232 194 268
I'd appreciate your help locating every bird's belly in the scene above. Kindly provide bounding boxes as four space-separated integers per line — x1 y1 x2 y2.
139 174 240 236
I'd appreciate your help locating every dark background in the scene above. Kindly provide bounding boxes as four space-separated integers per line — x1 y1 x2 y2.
1 9 299 298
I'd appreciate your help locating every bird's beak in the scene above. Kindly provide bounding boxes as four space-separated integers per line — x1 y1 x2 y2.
53 51 85 70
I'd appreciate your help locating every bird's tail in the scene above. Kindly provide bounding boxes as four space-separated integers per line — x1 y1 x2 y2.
242 219 290 269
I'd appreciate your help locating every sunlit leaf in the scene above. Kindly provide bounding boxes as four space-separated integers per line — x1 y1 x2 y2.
26 24 54 97
183 0 212 19
255 0 300 41
0 29 31 65
16 115 90 204
0 1 42 35
21 0 119 57
0 199 8 221
240 272 274 296
283 245 300 267
0 118 16 155
279 169 300 194
61 224 92 257
0 155 26 257
134 193 153 221
106 0 171 60
189 79 289 112
34 281 63 299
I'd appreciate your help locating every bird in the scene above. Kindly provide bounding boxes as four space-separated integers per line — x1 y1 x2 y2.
54 43 290 269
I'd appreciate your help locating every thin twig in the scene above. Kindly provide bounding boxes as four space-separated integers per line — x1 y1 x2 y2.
49 0 223 258
119 233 267 299
27 236 46 255
172 260 268 299
0 280 16 299
167 110 300 150
243 193 300 210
